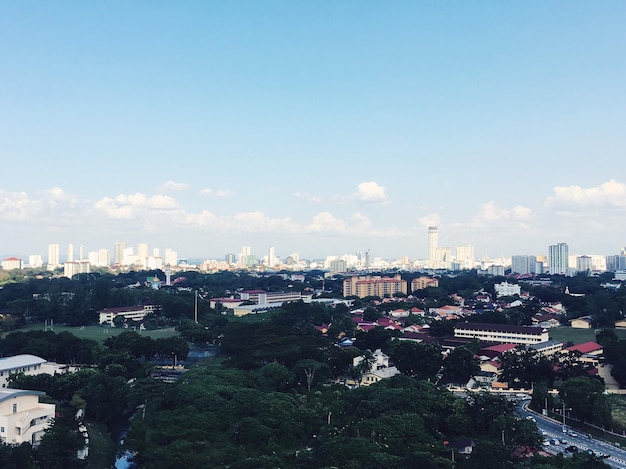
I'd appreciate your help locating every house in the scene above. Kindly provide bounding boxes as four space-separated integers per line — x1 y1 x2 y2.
0 389 55 445
447 438 476 456
353 349 400 386
565 342 603 356
570 316 593 329
531 314 560 328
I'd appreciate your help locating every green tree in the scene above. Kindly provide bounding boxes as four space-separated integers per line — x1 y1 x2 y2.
441 347 479 384
560 376 612 426
388 341 442 381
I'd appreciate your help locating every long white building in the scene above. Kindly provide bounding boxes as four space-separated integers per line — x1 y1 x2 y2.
454 322 549 345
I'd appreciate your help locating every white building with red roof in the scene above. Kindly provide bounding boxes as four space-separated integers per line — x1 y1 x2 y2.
1 257 23 270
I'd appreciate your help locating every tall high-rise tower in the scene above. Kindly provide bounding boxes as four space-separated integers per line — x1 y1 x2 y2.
67 243 74 262
114 242 126 265
48 244 60 269
428 226 438 268
548 243 569 275
268 246 277 268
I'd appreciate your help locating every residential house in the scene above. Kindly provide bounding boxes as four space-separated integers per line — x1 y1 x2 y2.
570 316 593 329
353 349 400 386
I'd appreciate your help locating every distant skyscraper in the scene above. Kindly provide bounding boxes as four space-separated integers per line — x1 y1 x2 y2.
67 243 74 262
268 246 277 268
606 255 626 272
511 255 537 275
47 244 60 269
225 253 237 265
164 248 178 266
137 243 149 269
238 246 251 267
114 242 126 265
576 255 593 274
98 249 110 267
28 254 43 268
455 245 475 270
428 227 438 268
548 243 569 275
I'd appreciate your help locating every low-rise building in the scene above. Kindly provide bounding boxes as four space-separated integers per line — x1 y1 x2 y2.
342 275 408 298
98 304 159 326
570 316 593 329
0 389 55 445
494 281 521 297
454 322 549 345
0 355 47 389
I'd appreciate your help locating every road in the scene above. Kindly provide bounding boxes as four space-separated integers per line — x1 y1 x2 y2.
517 399 626 468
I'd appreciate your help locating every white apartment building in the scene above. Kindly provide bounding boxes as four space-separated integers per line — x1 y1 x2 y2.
28 255 43 268
164 248 178 266
511 255 538 275
548 243 569 275
47 244 60 269
63 260 90 278
454 323 549 345
0 389 55 445
494 281 521 297
1 257 23 270
455 245 475 270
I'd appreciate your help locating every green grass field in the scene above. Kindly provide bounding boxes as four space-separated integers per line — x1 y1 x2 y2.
5 324 180 343
549 326 626 345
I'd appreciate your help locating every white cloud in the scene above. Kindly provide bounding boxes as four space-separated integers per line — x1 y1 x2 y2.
0 188 80 221
200 188 232 198
161 180 189 192
93 193 179 219
355 181 387 203
546 180 626 209
475 201 533 223
294 192 323 203
308 212 348 233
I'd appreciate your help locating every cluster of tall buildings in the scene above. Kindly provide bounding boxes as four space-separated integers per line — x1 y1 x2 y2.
427 226 475 270
2 229 626 277
14 242 180 278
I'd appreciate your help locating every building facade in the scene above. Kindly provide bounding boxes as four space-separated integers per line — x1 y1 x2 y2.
0 389 55 445
343 275 408 298
548 243 569 275
454 322 549 345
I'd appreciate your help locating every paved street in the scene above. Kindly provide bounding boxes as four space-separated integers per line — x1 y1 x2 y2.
517 400 626 468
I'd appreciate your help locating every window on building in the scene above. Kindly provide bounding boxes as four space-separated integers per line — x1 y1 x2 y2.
13 403 17 413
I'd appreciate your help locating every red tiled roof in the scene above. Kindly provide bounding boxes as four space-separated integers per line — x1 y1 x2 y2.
482 343 518 354
566 341 603 354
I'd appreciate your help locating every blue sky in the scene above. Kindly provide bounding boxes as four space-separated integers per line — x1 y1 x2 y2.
1 2 625 261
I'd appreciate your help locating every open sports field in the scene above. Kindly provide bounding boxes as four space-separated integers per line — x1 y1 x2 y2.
5 324 180 343
548 326 626 345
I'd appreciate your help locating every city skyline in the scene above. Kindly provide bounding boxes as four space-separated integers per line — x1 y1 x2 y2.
2 233 624 270
2 3 626 259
